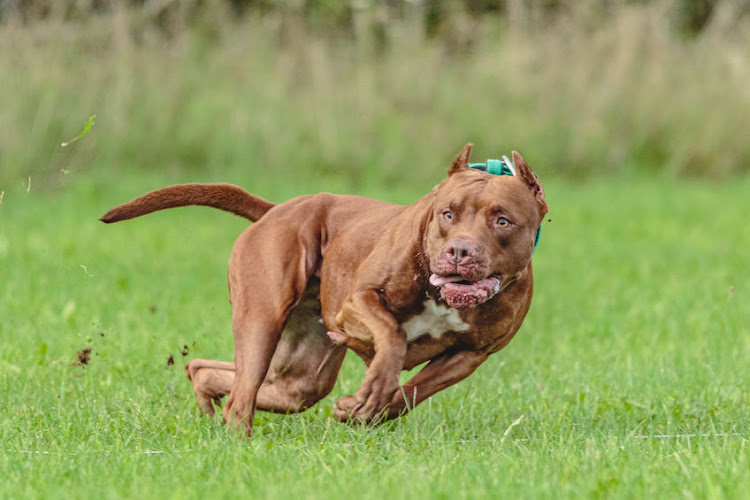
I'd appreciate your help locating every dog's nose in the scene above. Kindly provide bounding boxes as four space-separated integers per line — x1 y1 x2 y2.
445 240 478 266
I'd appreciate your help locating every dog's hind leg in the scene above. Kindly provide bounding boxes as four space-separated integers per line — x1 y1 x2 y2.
185 359 234 416
185 289 347 417
218 210 317 436
186 349 345 417
220 205 350 436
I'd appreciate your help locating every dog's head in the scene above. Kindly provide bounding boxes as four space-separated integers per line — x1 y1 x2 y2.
425 144 548 309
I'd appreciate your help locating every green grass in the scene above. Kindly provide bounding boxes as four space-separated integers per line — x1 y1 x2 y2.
0 169 747 498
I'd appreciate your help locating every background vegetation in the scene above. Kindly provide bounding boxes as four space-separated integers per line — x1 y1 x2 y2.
1 0 749 193
1 1 748 498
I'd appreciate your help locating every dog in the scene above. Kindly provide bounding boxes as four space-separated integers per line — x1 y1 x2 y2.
100 144 548 437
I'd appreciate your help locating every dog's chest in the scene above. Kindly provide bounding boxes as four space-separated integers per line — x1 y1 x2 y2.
402 300 471 341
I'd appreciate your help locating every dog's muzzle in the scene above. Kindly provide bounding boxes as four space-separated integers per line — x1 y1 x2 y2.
429 274 502 309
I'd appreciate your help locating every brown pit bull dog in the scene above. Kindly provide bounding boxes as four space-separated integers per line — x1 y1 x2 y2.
100 144 548 437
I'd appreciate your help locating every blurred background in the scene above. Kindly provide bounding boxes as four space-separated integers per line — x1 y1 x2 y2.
1 0 748 196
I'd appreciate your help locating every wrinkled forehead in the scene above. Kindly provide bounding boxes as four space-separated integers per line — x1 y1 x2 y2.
435 170 537 219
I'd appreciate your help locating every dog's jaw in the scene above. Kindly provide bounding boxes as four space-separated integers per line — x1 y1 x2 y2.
429 273 503 309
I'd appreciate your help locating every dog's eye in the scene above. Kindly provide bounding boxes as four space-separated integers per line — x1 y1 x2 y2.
496 217 510 228
442 211 453 221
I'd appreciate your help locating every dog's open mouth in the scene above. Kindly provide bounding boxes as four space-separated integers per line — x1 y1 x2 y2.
429 274 502 309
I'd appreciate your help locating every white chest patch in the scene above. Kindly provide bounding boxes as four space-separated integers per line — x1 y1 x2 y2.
402 301 471 341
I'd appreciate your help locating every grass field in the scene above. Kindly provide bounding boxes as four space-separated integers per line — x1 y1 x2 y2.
0 167 747 498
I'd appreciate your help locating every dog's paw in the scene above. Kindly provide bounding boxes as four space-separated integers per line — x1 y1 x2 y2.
333 395 362 422
333 383 398 424
222 397 254 438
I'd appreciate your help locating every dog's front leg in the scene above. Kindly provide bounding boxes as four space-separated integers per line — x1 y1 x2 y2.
334 289 407 422
383 349 488 419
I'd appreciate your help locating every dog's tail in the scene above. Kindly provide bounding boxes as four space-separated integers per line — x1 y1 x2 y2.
100 183 274 224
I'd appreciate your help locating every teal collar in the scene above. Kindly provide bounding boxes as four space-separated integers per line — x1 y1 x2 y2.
469 156 542 254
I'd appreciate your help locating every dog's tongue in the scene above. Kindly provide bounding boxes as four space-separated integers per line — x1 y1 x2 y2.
429 274 467 287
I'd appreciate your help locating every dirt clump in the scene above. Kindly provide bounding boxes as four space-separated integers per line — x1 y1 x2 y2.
73 347 92 367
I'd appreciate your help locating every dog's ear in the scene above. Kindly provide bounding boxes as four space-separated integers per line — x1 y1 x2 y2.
512 151 548 215
448 143 473 176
